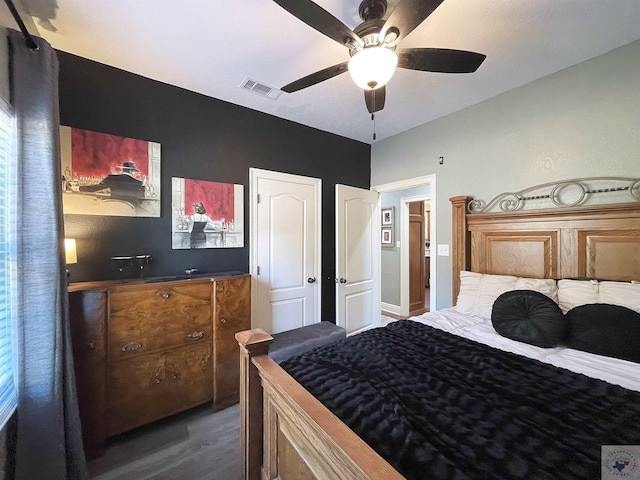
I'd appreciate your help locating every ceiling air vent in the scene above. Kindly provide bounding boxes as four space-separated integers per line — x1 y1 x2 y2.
240 77 282 100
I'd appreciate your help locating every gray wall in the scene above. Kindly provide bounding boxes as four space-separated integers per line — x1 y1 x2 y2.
380 186 429 307
371 39 640 309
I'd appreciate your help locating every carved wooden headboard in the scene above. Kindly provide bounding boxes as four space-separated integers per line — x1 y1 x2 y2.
450 177 640 303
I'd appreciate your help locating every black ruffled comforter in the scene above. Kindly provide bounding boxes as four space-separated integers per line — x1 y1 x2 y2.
280 320 640 480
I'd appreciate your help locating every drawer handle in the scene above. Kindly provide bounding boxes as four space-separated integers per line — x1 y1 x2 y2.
121 341 142 352
161 289 171 299
187 331 204 340
152 378 161 384
171 373 178 379
87 341 95 350
221 318 227 324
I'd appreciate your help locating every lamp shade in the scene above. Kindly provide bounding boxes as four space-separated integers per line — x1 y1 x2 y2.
348 47 398 90
65 238 78 264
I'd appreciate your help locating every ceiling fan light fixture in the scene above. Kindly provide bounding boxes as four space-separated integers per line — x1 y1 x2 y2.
348 46 398 90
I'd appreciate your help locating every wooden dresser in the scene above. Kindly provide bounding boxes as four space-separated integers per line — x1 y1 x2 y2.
68 273 250 459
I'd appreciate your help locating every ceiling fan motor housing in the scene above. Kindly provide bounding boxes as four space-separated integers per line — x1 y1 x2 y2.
352 19 388 51
358 0 387 22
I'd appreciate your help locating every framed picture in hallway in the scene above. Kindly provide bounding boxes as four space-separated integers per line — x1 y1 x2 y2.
381 206 394 226
171 177 244 249
381 227 393 247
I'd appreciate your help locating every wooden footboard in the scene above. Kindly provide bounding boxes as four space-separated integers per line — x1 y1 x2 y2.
236 329 402 480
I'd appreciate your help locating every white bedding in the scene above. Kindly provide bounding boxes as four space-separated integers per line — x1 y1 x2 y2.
409 308 640 392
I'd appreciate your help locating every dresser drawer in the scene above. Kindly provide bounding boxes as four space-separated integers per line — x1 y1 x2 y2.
108 325 212 362
106 351 166 436
107 341 213 436
109 283 212 342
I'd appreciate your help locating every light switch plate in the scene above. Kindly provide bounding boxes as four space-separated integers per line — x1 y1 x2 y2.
437 244 450 256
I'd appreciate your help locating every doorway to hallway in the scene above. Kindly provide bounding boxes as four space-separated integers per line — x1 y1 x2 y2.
373 175 436 318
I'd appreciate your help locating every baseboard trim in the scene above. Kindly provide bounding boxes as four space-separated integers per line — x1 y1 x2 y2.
381 302 401 316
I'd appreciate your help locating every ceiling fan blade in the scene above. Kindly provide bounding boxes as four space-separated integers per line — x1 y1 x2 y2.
281 62 349 93
364 86 386 114
273 0 362 49
397 48 486 73
380 0 444 44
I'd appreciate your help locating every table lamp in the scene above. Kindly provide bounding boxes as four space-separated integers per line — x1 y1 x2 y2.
65 238 77 280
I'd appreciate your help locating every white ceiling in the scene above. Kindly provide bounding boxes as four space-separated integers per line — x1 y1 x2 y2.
3 0 640 144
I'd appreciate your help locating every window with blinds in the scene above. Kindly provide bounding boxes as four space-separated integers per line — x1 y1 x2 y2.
0 95 17 428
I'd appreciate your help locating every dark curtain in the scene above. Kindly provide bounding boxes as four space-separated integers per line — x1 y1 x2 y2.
8 29 88 479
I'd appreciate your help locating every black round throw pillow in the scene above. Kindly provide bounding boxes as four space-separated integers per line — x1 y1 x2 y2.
491 290 565 348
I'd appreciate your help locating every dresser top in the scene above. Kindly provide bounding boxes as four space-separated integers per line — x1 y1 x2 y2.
68 271 249 292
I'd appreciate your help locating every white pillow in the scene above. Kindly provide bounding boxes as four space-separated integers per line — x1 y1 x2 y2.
599 281 640 314
514 277 559 303
455 271 518 319
454 271 483 317
557 279 599 314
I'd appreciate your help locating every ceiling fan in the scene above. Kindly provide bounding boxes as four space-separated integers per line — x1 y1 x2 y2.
274 0 486 115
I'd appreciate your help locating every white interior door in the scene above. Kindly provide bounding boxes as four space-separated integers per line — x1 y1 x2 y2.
336 184 380 335
250 169 321 334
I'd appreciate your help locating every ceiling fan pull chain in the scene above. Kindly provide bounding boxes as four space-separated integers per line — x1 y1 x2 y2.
372 112 377 141
372 89 377 140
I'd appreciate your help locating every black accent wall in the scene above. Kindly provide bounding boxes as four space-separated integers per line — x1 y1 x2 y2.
59 51 371 321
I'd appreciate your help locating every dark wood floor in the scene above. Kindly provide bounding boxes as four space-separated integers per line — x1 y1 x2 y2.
88 403 240 479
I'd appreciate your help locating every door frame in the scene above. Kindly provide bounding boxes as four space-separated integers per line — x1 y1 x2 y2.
372 174 436 315
249 168 322 329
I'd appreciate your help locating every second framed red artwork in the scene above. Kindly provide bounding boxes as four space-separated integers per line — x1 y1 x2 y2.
171 177 244 249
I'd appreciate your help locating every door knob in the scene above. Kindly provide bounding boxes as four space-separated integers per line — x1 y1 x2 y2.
339 277 347 284
307 277 316 283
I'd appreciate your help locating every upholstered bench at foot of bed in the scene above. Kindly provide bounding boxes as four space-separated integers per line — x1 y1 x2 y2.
269 321 346 364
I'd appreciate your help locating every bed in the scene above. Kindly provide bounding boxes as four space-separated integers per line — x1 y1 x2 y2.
237 177 640 480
